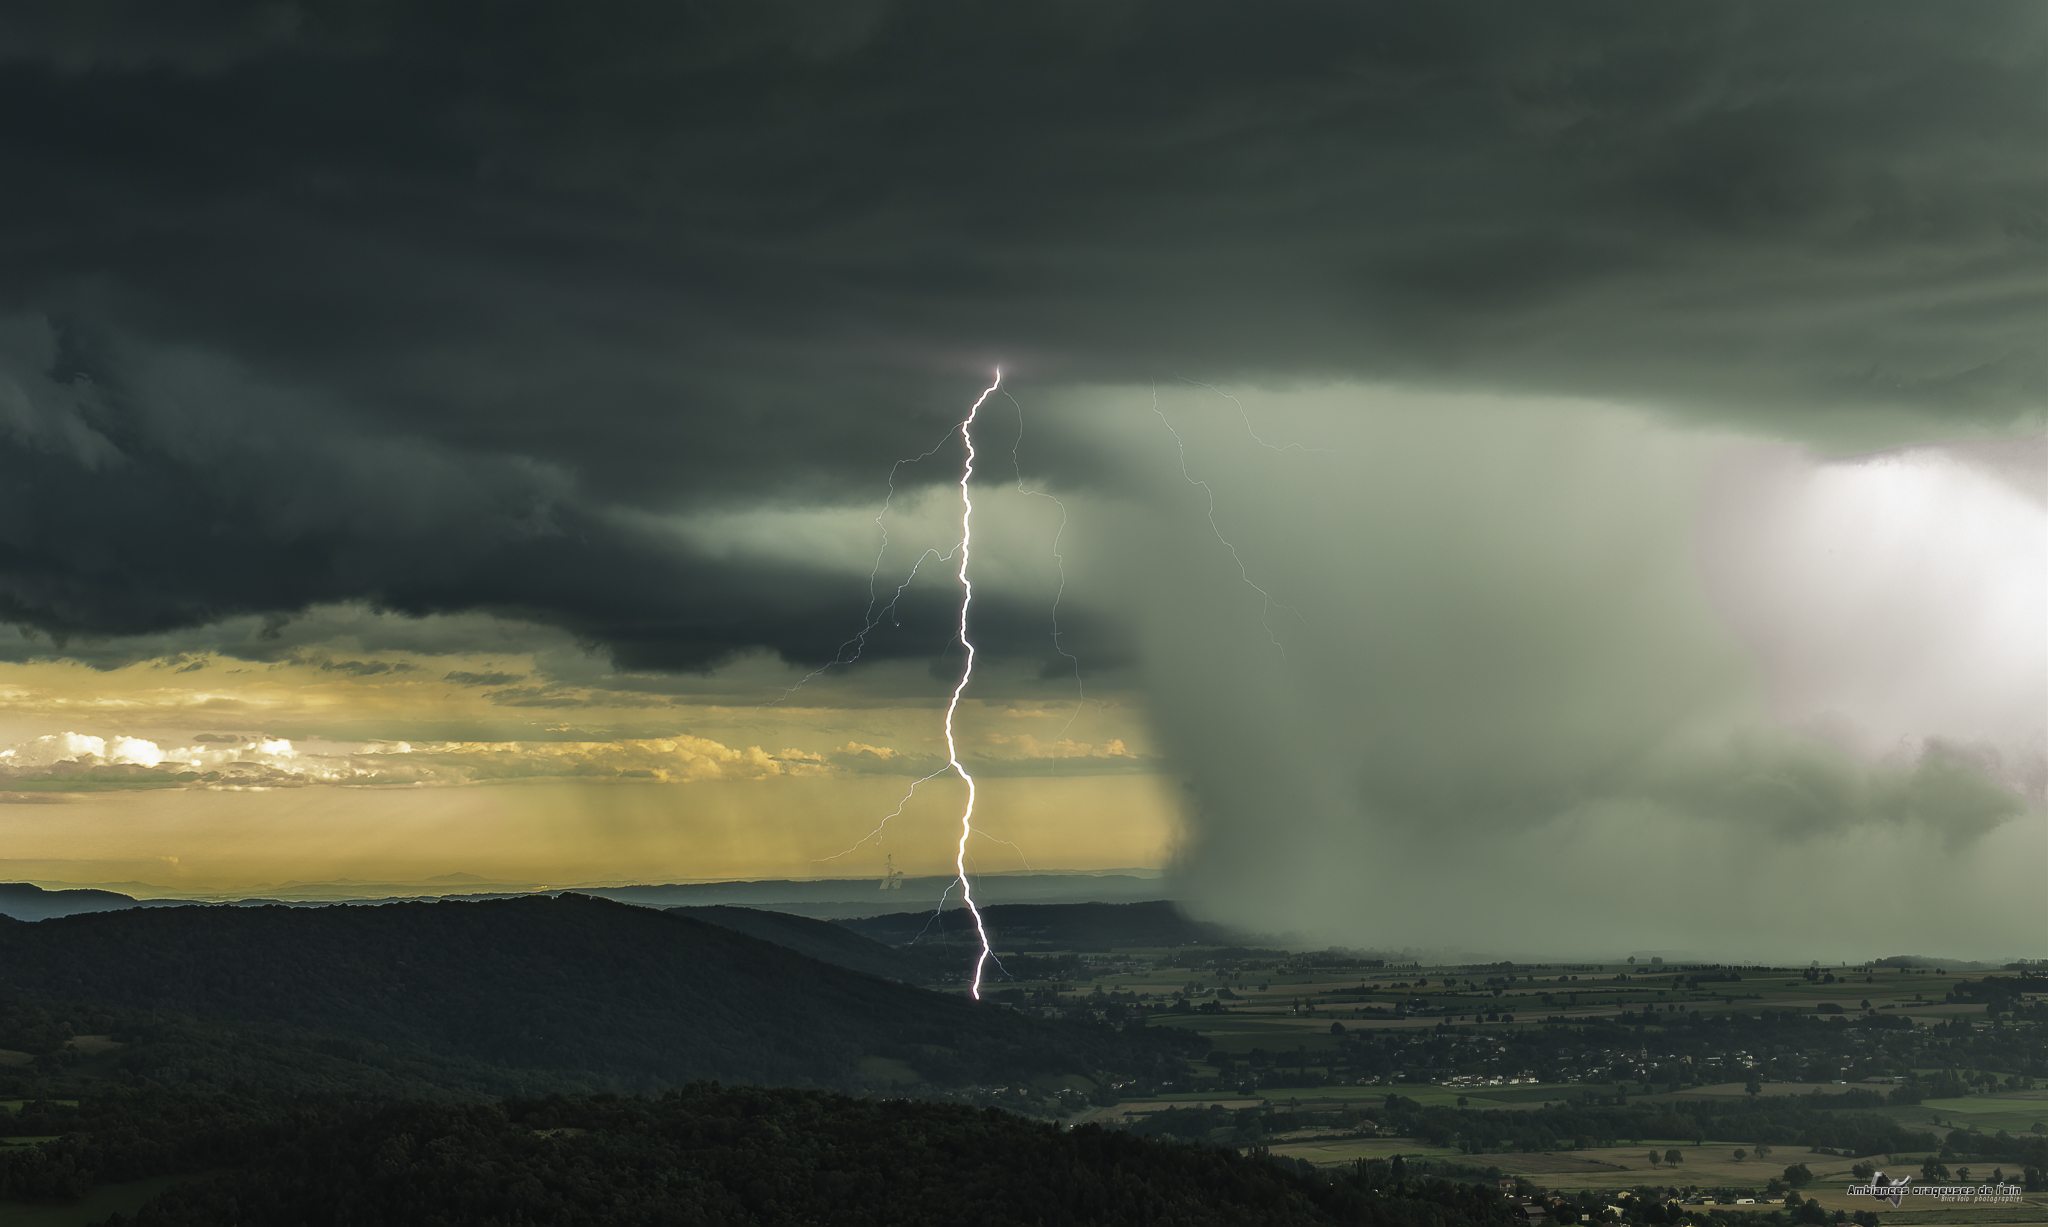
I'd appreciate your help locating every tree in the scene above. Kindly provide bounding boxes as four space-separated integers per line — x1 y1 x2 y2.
1734 1149 1747 1162
1665 1149 1682 1166
1755 1144 1774 1161
1648 1151 1661 1167
1784 1163 1813 1188
1746 1080 1763 1098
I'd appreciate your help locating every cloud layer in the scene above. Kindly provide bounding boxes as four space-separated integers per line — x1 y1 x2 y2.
0 1 2040 669
0 4 2038 947
1066 385 2043 960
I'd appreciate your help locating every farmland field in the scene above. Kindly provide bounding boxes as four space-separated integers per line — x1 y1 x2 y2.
1282 1142 2048 1223
0 1173 217 1227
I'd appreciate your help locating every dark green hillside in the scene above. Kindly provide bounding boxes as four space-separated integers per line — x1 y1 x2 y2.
666 904 941 982
841 900 1243 951
0 894 1193 1096
0 994 546 1100
74 1084 1500 1227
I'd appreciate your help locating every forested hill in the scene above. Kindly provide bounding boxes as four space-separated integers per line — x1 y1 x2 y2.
665 904 939 982
4 1084 1517 1227
839 900 1246 950
0 894 1192 1096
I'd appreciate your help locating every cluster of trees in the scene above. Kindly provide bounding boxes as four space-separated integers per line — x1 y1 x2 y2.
1947 974 2048 1022
0 1087 400 1201
0 1084 1524 1226
1172 1003 2044 1098
1100 1086 2048 1193
1124 1087 2048 1191
1377 1093 1941 1157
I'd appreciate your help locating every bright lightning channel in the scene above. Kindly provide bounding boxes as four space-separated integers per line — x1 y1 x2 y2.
818 371 1007 997
814 376 1288 996
948 369 1003 1000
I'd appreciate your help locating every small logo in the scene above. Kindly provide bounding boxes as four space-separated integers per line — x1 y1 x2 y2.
1859 1173 1910 1206
1846 1175 2024 1206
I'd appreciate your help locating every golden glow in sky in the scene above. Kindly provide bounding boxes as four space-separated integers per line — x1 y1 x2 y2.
0 615 1177 893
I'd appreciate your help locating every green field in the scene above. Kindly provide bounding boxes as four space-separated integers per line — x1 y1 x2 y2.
0 1102 77 1113
1917 1093 2048 1135
1099 960 1998 1048
1931 1115 2048 1135
0 1174 217 1227
1119 1092 1264 1105
1147 1081 1602 1111
1267 1136 1466 1164
1453 1085 1597 1105
1151 1013 1351 1053
1247 1082 1586 1107
1248 1084 1414 1104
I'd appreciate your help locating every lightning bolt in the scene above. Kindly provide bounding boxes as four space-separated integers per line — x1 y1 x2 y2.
769 427 960 705
806 375 1292 999
949 369 1003 1000
818 371 1006 997
810 764 951 866
1178 377 1333 456
1152 384 1299 653
796 374 1288 999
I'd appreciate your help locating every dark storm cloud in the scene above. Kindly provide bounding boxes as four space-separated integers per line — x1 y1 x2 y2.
314 658 414 676
443 670 524 687
0 0 2038 666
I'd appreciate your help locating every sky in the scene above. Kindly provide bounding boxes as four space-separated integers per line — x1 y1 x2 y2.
0 1 2041 961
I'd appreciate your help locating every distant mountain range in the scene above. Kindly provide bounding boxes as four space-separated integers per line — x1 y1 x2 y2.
0 882 188 921
0 872 1167 916
3 881 1254 971
566 874 1169 918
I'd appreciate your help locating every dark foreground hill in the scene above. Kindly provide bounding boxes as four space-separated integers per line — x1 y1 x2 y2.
840 899 1246 951
0 894 1193 1098
0 1084 1520 1227
666 904 942 982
